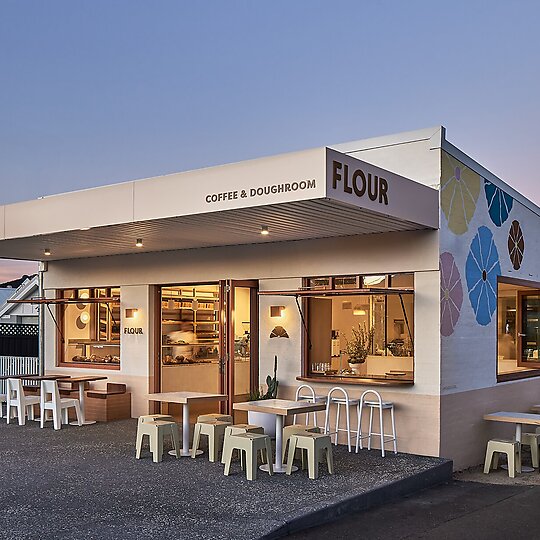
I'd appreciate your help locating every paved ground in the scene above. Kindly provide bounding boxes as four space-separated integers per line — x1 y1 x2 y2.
0 419 448 540
287 480 540 539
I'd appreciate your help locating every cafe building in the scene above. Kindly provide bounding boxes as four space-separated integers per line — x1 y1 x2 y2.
1 126 539 470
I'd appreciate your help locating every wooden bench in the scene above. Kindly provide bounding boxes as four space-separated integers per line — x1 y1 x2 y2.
85 383 131 422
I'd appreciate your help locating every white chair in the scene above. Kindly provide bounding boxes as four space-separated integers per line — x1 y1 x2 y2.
40 379 82 430
324 386 359 452
356 389 397 457
6 378 40 426
293 384 326 427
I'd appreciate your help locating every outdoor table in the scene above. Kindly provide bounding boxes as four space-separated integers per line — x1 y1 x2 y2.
483 411 540 472
233 399 327 473
147 391 227 457
65 375 108 425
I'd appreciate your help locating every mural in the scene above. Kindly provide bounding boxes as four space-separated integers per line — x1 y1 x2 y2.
440 252 463 336
465 226 501 326
508 220 525 270
485 180 513 227
441 152 481 235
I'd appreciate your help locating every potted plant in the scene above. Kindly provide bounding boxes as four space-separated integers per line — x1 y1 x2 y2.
345 324 375 374
247 355 279 437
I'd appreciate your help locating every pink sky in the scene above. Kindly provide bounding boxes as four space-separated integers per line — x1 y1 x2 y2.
0 259 38 283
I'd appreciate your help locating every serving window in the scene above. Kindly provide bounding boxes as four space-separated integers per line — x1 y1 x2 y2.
497 277 540 381
58 287 120 369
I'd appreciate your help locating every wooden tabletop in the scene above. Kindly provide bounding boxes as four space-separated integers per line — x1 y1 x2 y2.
63 375 108 383
0 374 70 381
147 391 227 404
483 411 540 426
233 398 327 416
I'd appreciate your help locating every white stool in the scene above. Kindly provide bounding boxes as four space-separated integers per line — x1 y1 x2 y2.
135 419 181 462
139 414 175 424
324 386 358 452
191 420 231 462
221 424 265 465
223 433 274 480
484 439 521 478
293 384 326 427
521 432 540 468
356 390 396 457
286 432 334 479
197 413 233 423
282 424 320 461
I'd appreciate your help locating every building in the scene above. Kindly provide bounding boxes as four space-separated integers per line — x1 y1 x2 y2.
0 274 39 324
0 126 538 469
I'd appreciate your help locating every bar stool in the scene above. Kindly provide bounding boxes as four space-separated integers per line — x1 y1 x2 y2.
293 384 326 427
356 389 397 457
286 432 334 479
135 419 181 462
197 413 233 423
221 424 265 465
223 433 274 480
191 420 232 462
484 439 521 478
324 386 359 452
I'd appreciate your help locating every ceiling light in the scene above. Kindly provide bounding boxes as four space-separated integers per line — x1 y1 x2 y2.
44 248 51 256
260 225 269 236
80 227 91 231
135 238 143 247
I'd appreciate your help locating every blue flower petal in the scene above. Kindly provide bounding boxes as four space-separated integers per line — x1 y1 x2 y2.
485 180 513 227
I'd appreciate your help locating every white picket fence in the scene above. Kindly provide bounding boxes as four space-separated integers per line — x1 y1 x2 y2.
0 356 40 393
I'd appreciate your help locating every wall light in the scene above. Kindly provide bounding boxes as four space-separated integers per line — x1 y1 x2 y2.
80 311 91 324
44 248 51 256
353 305 368 316
135 238 143 247
270 305 285 318
125 308 138 319
260 225 269 236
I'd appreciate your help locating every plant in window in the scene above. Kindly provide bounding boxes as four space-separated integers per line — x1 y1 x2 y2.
345 324 375 364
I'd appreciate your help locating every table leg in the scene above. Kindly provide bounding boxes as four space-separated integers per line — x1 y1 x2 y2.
168 402 202 457
260 414 296 473
70 382 95 426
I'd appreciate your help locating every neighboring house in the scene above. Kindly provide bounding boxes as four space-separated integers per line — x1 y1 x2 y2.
0 274 39 324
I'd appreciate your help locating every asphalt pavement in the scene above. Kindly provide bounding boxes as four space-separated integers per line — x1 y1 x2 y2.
287 480 540 539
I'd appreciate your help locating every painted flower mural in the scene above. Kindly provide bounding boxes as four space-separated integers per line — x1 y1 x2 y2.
441 152 481 235
440 252 463 336
508 220 525 270
484 180 513 227
466 226 501 326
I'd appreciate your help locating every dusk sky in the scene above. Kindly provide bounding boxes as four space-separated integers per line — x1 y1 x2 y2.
1 0 539 279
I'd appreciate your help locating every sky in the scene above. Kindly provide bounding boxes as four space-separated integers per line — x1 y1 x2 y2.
1 0 539 279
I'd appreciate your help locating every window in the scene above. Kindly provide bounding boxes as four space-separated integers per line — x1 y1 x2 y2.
58 287 120 369
498 277 540 381
305 273 414 383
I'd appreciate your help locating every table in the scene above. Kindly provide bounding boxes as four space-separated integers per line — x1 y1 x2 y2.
233 399 327 473
484 411 540 472
147 392 227 457
66 375 108 425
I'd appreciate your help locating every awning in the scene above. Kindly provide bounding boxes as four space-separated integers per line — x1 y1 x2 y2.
258 287 413 297
8 297 120 305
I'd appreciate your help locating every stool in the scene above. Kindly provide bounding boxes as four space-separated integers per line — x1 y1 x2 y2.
223 433 274 480
356 390 396 457
138 414 175 425
484 439 521 477
521 432 540 468
221 424 265 464
135 420 181 462
293 384 327 427
197 413 233 423
282 424 320 461
286 433 334 479
324 386 359 452
191 420 231 462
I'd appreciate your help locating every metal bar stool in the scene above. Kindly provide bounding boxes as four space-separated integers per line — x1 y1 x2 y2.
324 386 359 452
293 384 327 427
356 389 397 457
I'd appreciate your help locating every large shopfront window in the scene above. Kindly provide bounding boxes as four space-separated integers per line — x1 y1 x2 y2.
498 277 540 381
58 287 120 369
303 273 414 384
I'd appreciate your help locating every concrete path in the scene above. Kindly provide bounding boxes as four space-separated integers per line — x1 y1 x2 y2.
287 480 540 539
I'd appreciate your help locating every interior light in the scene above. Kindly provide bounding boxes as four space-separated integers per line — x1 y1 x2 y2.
44 248 51 256
125 308 138 319
80 311 90 324
260 226 269 236
353 305 368 316
135 238 143 247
